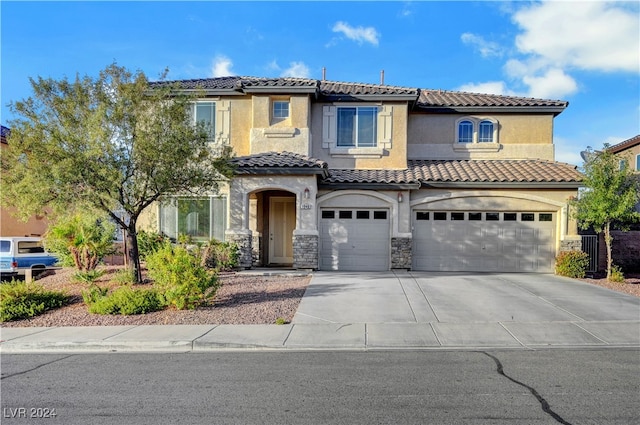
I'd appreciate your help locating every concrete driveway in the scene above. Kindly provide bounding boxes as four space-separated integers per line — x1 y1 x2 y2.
292 271 640 348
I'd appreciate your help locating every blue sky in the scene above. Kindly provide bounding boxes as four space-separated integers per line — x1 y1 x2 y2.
2 1 638 165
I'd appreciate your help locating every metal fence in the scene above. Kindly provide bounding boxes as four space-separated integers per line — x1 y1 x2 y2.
581 235 599 273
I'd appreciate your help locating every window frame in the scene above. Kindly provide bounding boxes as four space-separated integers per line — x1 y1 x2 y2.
455 117 499 145
336 106 378 148
192 101 216 140
272 100 290 119
478 120 495 143
159 196 226 242
457 120 474 143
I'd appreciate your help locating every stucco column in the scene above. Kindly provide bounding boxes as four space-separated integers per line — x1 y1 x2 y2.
293 183 319 269
226 178 253 268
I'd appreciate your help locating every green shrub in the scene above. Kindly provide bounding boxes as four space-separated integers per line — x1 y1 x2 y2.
73 269 106 284
0 280 68 322
146 244 220 310
555 250 590 278
609 265 625 283
137 230 170 260
110 268 136 285
84 286 165 315
200 240 239 271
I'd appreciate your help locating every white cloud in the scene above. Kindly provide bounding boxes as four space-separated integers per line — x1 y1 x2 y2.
554 136 583 166
513 1 639 73
462 1 639 100
456 81 517 96
522 68 578 99
211 55 234 77
331 21 380 46
461 33 503 58
280 62 311 78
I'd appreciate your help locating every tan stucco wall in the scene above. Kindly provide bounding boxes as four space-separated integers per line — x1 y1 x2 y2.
310 102 408 169
615 144 640 171
248 94 312 156
407 113 556 160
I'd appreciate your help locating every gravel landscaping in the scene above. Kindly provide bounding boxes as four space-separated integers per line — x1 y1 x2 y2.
1 266 311 327
1 267 637 328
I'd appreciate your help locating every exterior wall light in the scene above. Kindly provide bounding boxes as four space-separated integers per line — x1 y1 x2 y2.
304 187 310 200
397 192 403 203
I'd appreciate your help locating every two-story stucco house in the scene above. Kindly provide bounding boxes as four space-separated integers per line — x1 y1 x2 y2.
140 77 583 273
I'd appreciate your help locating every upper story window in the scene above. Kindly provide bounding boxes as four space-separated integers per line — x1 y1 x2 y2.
455 117 498 145
457 120 473 143
478 120 495 143
192 101 216 139
273 101 289 119
619 159 628 170
635 154 640 171
337 106 378 147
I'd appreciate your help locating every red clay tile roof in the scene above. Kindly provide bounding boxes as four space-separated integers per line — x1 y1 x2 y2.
320 81 418 97
408 160 582 183
322 168 418 185
231 151 328 170
237 153 583 185
608 135 640 154
151 76 567 110
417 90 568 109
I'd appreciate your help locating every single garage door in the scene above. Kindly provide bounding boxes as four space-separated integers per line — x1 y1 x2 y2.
413 211 556 272
319 209 390 271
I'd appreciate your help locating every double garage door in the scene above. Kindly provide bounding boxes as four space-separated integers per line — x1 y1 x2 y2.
319 208 390 271
319 208 556 273
413 211 556 272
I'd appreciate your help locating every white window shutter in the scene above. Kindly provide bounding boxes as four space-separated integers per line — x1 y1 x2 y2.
216 100 231 145
322 105 336 148
379 105 393 149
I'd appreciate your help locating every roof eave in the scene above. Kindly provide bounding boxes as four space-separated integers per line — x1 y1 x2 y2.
421 181 582 189
242 86 318 94
319 182 420 190
415 106 567 115
321 94 418 102
235 167 329 177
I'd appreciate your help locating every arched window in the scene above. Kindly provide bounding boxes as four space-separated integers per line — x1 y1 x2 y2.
478 120 494 143
457 120 473 143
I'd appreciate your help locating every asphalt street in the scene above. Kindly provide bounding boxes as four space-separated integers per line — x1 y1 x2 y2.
2 349 639 425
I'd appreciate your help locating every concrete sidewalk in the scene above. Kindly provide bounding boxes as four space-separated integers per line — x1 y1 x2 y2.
1 271 639 353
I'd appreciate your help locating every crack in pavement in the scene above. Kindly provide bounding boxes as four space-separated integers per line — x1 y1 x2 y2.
1 354 76 380
479 351 573 425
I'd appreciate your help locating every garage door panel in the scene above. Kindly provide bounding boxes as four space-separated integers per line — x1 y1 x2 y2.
413 210 555 273
320 209 389 271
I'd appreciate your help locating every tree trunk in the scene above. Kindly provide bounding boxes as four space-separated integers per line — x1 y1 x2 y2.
604 222 613 281
125 222 143 284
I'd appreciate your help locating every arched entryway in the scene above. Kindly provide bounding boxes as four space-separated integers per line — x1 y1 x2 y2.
251 190 297 266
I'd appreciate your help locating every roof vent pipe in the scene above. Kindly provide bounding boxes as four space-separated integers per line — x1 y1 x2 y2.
322 67 326 81
380 69 385 85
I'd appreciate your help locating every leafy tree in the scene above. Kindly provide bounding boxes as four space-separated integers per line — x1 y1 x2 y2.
1 63 233 283
570 146 640 280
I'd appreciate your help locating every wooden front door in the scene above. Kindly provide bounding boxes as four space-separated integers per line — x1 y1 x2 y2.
269 197 295 264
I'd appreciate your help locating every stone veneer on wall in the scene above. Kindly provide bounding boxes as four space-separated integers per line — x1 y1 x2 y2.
226 233 253 269
391 237 412 269
293 234 318 270
560 237 582 252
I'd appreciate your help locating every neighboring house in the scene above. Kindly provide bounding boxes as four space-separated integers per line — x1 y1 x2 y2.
589 135 640 272
139 77 583 273
0 125 50 237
